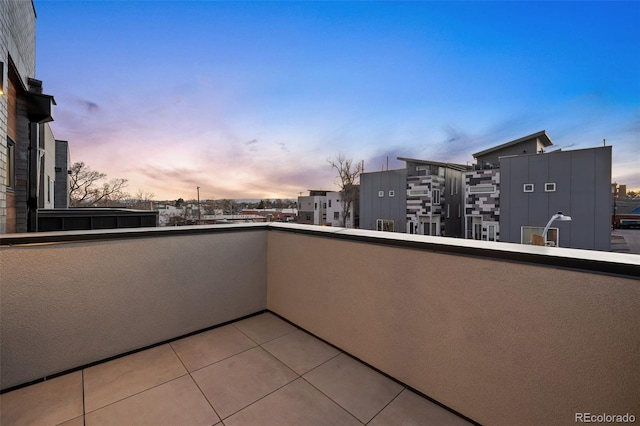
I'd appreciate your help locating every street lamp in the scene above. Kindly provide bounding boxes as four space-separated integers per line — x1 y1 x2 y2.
542 212 572 246
196 186 201 224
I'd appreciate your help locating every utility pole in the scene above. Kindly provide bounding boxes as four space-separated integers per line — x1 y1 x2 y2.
197 186 201 224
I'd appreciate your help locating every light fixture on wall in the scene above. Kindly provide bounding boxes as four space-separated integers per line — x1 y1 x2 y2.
0 62 4 95
542 212 572 246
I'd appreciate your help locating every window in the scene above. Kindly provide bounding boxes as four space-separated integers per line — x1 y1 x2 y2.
416 165 438 175
469 185 496 194
376 219 394 232
333 212 339 220
408 189 429 196
486 223 497 242
328 199 331 208
545 183 556 192
458 205 461 217
432 189 440 205
521 226 558 246
523 184 534 193
323 203 326 209
314 203 317 210
388 190 395 197
6 137 15 189
447 204 450 219
378 190 384 198
454 177 458 194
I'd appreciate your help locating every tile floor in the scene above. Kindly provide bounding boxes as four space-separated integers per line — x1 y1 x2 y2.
1 313 473 426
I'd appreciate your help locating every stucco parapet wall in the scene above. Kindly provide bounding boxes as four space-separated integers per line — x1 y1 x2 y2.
268 223 639 278
1 222 638 278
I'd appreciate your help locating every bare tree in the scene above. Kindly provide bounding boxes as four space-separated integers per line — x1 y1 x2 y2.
130 190 155 210
69 162 129 207
329 154 363 227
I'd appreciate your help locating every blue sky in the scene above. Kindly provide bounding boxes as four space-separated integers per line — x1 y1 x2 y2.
34 0 640 200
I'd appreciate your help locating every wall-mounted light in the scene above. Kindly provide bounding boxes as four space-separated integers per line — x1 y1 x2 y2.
542 212 572 246
0 62 4 95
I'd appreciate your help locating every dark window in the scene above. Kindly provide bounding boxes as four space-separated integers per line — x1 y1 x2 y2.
6 137 15 189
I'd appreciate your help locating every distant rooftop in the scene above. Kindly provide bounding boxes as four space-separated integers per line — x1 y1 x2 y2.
472 130 553 159
397 157 468 172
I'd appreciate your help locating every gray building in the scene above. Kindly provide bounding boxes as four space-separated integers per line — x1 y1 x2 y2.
499 146 612 250
1 0 55 233
359 169 407 233
359 130 613 251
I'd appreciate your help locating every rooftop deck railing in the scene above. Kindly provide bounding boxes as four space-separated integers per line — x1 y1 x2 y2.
1 223 638 426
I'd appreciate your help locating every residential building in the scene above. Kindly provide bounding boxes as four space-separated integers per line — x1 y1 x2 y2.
359 168 407 233
1 0 56 233
464 130 553 241
359 131 613 250
54 139 70 208
38 123 56 209
297 190 329 225
464 130 612 251
400 158 466 237
298 190 357 227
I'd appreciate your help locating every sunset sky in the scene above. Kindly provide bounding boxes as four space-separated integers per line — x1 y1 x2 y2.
34 1 640 201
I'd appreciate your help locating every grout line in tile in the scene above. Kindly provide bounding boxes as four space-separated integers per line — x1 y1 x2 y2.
230 322 297 346
82 373 190 415
188 371 222 422
299 350 343 376
364 386 406 425
216 375 300 421
186 344 258 375
299 375 365 425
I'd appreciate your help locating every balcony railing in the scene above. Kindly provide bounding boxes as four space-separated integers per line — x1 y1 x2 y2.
1 223 638 426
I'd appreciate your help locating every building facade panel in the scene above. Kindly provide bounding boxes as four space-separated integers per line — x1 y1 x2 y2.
499 147 611 250
1 0 37 233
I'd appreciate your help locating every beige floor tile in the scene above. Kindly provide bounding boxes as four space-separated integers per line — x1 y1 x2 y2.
191 346 298 419
0 372 83 426
170 324 257 372
262 329 340 375
83 344 187 412
224 378 361 426
369 388 473 425
303 353 403 423
233 312 296 344
85 375 219 426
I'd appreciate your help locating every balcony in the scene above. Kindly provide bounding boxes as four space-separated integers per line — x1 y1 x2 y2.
1 224 638 425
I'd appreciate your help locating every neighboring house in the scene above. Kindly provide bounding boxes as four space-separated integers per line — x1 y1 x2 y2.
359 130 613 251
297 190 357 227
400 159 466 237
465 130 612 251
54 140 70 208
359 168 407 233
1 1 56 233
38 123 56 209
464 130 553 241
297 190 329 225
